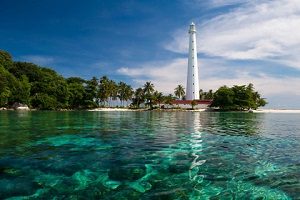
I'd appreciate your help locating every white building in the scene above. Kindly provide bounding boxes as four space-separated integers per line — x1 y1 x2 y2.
186 22 200 100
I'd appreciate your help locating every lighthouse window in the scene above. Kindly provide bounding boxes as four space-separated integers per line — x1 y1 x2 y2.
193 74 194 76
193 83 194 85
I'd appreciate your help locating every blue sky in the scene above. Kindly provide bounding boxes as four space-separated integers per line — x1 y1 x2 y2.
1 0 300 108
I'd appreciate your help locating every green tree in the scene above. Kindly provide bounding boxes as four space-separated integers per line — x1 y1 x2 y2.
10 62 43 82
199 89 204 100
232 85 251 110
0 65 25 106
66 77 86 84
143 81 155 109
118 81 128 106
174 85 185 100
249 85 267 109
14 75 31 105
132 88 144 108
210 86 234 110
67 80 85 109
10 62 69 109
164 94 175 107
0 66 13 106
31 93 57 110
123 84 134 107
0 87 11 107
0 50 13 70
84 77 98 108
98 76 110 106
257 98 267 108
143 81 154 95
211 84 267 111
199 89 214 100
206 89 214 99
153 91 164 107
191 100 197 110
108 80 118 105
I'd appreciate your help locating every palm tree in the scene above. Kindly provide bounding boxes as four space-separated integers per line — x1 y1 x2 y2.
206 89 214 99
85 77 98 107
164 94 175 107
191 100 197 110
124 84 134 107
118 81 127 106
153 91 164 108
143 81 154 95
132 88 144 108
108 80 118 107
199 89 203 100
174 85 185 100
143 81 155 109
98 76 110 106
118 82 134 107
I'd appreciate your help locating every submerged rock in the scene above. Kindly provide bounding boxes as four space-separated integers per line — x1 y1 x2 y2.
103 180 121 189
1 167 22 177
34 173 64 188
12 102 30 110
168 161 190 174
108 165 146 181
0 178 39 199
72 169 96 190
127 181 152 193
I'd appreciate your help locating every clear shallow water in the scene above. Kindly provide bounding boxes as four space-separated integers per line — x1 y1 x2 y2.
0 111 299 199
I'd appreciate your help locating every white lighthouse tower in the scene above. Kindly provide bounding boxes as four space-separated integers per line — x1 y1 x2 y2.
186 22 200 100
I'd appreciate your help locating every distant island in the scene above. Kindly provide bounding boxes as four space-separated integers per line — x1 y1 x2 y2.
0 50 266 111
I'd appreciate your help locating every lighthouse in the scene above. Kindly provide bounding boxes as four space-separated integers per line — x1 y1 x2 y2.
186 22 200 100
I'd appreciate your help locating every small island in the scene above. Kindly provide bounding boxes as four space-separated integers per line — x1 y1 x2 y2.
1 50 266 111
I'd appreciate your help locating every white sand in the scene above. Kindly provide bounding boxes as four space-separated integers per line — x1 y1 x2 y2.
253 109 300 113
15 106 30 110
88 108 134 111
188 109 207 112
88 108 209 112
88 108 300 113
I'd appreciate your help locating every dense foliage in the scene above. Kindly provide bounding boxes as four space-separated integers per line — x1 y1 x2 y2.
210 84 267 110
0 50 178 110
0 50 93 109
0 50 266 110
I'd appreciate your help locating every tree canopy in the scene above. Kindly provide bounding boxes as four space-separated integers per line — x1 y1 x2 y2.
0 49 267 111
210 84 267 110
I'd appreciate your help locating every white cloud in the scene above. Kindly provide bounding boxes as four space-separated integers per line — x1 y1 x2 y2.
184 0 250 10
166 0 300 69
116 55 300 109
20 55 55 66
118 0 300 108
117 58 300 98
117 58 187 93
208 0 250 8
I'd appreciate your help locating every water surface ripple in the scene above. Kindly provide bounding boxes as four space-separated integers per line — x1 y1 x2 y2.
0 111 299 199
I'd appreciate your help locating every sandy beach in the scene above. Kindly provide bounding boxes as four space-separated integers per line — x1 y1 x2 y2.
253 109 300 113
88 108 135 111
88 108 209 112
88 108 300 113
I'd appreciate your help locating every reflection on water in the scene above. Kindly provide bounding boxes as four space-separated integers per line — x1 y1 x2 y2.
0 111 299 199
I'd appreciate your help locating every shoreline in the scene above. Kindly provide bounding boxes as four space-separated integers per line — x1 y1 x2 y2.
252 109 300 113
88 108 208 112
1 107 300 113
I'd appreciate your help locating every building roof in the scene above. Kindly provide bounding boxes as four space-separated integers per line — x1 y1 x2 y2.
172 100 212 105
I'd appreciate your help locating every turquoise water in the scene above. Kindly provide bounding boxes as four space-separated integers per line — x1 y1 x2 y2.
0 111 299 199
